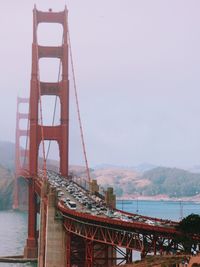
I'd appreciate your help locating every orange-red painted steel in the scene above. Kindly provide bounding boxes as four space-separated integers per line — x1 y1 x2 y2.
29 7 69 178
25 6 69 257
16 6 200 267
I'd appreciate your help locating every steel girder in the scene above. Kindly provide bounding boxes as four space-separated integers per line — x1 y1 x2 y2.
63 215 142 251
62 213 187 257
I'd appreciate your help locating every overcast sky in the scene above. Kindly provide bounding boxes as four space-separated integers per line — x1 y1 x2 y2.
1 0 200 168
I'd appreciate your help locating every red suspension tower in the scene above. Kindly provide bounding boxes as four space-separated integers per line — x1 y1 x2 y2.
24 6 69 258
13 97 29 210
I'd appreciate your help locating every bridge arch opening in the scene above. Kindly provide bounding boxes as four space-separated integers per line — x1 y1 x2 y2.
18 102 29 114
19 119 29 130
39 58 62 83
19 135 28 150
38 140 60 173
37 23 63 46
38 95 61 126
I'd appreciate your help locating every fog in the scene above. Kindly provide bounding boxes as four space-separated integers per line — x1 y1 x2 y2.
1 0 200 168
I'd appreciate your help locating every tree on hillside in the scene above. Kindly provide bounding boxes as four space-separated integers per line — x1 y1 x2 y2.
176 214 200 235
175 214 200 252
142 167 200 197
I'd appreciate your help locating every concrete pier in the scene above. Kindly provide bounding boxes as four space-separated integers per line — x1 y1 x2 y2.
40 188 66 267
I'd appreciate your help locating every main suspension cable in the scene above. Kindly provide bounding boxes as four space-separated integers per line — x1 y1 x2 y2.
67 25 91 183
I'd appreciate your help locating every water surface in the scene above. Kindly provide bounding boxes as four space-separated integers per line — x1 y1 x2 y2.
0 200 200 266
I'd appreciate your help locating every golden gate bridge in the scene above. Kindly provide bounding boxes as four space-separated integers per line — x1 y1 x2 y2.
10 5 200 267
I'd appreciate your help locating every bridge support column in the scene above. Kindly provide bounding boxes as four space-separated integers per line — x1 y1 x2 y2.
44 189 66 267
108 245 116 267
91 243 116 267
153 235 157 255
71 235 85 267
105 187 116 209
85 240 93 267
24 179 38 258
126 248 133 263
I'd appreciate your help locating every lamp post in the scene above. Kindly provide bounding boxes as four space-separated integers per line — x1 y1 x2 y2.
179 199 183 220
136 197 139 214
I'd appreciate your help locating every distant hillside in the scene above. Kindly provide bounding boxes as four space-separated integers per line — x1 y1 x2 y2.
0 140 200 206
133 163 157 173
0 164 14 209
92 168 150 197
0 141 15 170
0 141 15 209
94 163 156 173
141 167 200 197
92 166 200 199
188 165 200 173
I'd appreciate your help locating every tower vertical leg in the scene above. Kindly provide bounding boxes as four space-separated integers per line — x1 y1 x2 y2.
24 179 38 258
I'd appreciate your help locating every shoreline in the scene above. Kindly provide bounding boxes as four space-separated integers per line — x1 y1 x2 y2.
117 194 200 203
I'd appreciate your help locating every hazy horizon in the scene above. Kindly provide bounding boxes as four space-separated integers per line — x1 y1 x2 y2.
1 1 200 169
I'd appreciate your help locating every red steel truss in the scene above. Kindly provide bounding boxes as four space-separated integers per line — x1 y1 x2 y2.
63 212 142 251
59 204 187 259
63 233 129 267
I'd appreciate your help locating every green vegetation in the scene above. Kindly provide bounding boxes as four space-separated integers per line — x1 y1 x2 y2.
122 255 187 267
141 167 200 197
174 214 200 252
95 166 200 198
0 141 15 170
1 140 200 206
0 164 14 210
0 142 17 209
176 213 200 235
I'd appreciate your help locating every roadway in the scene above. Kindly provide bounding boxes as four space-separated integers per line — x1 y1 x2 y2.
38 170 178 230
35 170 195 253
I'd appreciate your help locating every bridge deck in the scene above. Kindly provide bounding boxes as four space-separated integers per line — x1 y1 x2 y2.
36 170 179 235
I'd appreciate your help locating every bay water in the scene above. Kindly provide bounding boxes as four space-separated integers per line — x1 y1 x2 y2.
0 200 200 266
116 199 200 221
